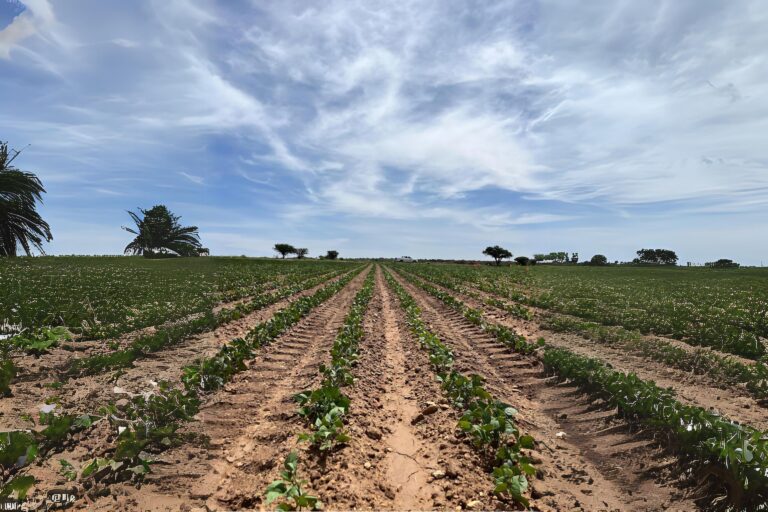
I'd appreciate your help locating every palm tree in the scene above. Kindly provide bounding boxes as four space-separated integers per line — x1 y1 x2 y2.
123 205 202 257
0 142 53 257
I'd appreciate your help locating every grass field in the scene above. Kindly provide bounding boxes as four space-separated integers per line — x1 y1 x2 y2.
1 258 767 510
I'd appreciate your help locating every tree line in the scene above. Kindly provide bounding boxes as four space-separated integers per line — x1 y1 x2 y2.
482 245 705 267
273 244 339 260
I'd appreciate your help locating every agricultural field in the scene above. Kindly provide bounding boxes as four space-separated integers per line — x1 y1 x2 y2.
1 258 767 511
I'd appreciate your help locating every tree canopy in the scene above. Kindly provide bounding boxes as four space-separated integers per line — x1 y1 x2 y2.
0 142 53 257
590 254 608 265
707 258 739 268
635 248 678 265
483 245 512 265
123 205 202 258
295 248 309 259
274 244 296 258
325 250 339 260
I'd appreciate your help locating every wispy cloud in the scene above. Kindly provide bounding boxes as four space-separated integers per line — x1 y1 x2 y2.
178 171 205 185
1 0 767 262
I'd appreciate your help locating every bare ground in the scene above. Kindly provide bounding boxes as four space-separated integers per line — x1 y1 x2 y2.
390 269 700 512
407 272 768 430
0 274 348 432
80 267 371 511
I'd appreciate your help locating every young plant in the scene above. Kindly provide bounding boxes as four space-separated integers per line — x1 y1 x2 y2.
265 452 322 511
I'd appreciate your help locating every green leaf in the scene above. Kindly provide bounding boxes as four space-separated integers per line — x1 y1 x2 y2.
0 475 35 499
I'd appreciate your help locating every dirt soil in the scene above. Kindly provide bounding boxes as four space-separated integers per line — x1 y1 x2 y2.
390 269 701 512
0 273 348 431
409 272 768 430
6 265 734 511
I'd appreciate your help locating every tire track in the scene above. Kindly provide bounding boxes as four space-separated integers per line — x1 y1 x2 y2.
0 272 350 432
307 266 494 510
390 269 698 512
408 272 768 430
83 267 371 511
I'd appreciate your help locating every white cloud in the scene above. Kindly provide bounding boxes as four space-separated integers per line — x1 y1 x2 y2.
178 171 204 185
2 0 767 261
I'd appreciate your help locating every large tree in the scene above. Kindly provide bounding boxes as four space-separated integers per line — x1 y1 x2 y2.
274 243 296 259
636 248 678 265
0 142 53 257
325 250 339 260
295 248 309 259
123 205 202 257
483 245 512 266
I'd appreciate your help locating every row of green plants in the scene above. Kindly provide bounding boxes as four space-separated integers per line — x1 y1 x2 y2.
405 269 533 321
0 257 348 341
399 266 768 402
402 263 768 360
395 268 768 509
66 269 346 377
542 314 768 400
383 269 535 507
266 269 375 511
0 267 365 501
0 269 344 397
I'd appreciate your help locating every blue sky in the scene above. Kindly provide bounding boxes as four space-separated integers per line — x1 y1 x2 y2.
1 0 767 263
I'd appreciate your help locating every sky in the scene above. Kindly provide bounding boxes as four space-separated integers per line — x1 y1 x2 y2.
1 0 767 263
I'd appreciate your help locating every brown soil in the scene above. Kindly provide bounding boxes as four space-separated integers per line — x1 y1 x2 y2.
390 269 700 511
408 273 768 430
4 271 336 391
6 265 742 511
0 272 348 432
308 266 495 510
462 277 758 368
78 267 372 511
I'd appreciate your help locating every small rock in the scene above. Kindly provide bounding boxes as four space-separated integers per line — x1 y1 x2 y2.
555 431 567 439
365 429 382 440
466 499 482 509
364 462 372 469
445 463 461 479
411 414 425 425
115 398 130 410
421 404 439 415
432 470 445 479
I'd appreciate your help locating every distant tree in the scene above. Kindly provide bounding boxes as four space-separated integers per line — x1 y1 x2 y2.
123 205 202 258
657 249 678 265
533 254 545 262
0 142 53 257
325 250 339 260
483 245 512 266
274 243 296 259
636 248 678 265
544 251 568 263
514 256 531 266
590 254 608 266
295 248 309 259
707 258 739 268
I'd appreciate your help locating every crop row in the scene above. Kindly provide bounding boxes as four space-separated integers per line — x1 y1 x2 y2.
542 314 768 401
266 269 376 510
0 267 365 502
0 257 350 341
402 263 768 360
399 265 768 402
0 268 346 397
383 269 535 507
395 268 768 508
66 268 347 378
